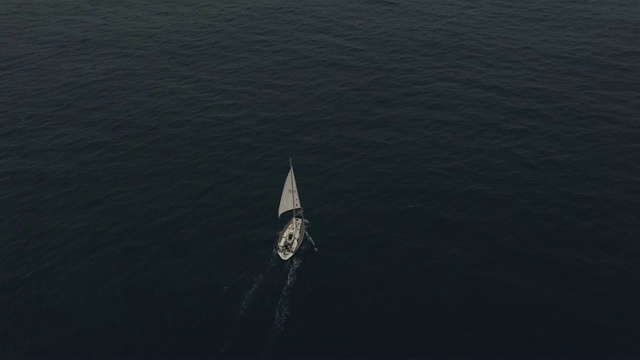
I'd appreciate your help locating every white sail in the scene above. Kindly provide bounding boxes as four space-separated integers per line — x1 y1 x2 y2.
278 167 301 218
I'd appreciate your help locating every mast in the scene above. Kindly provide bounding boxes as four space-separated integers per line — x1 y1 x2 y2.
290 157 305 223
289 157 295 218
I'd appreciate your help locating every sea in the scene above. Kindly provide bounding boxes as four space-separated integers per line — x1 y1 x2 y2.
2 0 640 357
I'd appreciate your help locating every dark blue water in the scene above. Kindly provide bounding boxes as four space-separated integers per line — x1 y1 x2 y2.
2 0 640 357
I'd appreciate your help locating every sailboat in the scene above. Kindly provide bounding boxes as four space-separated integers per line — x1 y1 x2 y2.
276 159 306 260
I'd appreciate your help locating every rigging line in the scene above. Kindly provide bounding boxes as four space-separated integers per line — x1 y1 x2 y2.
306 231 318 252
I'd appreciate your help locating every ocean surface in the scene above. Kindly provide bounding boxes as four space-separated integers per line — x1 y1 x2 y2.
2 0 640 357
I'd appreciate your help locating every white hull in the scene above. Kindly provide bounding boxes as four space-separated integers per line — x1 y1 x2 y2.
276 217 305 260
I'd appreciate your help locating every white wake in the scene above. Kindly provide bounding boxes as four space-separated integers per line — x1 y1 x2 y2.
239 273 264 317
269 256 302 346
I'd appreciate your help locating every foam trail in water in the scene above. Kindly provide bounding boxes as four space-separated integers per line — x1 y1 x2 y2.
267 256 302 352
220 258 275 354
239 254 278 316
306 232 318 252
239 273 264 317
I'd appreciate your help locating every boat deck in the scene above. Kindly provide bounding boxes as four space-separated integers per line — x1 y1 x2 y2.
277 218 305 260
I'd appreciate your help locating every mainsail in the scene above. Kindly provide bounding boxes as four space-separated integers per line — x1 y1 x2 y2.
278 167 301 218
